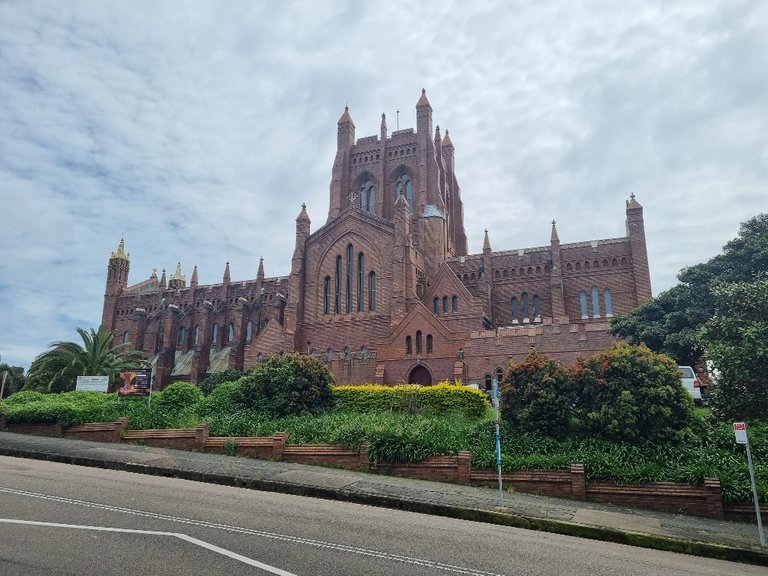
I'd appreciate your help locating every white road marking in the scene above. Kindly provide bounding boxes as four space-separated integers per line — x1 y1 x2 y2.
0 485 506 576
0 517 297 575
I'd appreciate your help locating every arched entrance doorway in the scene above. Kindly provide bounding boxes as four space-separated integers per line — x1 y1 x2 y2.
408 365 432 386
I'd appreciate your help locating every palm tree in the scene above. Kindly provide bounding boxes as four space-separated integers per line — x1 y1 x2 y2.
27 327 146 392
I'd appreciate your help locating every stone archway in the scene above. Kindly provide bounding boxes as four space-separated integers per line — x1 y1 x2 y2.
408 365 433 386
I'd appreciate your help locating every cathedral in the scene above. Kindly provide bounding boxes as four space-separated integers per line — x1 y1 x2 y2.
101 90 652 390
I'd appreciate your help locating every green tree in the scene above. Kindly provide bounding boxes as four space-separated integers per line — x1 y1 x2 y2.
610 214 768 366
26 327 145 392
571 342 695 444
500 348 573 438
700 278 768 421
0 363 26 399
237 353 334 417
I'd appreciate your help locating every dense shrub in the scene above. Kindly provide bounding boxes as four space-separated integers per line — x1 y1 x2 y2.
237 353 334 417
200 369 245 396
1 391 115 426
572 342 695 444
501 349 573 438
153 382 204 413
2 390 46 406
197 380 243 417
333 382 489 418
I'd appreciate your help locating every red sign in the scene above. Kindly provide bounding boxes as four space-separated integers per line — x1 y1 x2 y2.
734 422 748 444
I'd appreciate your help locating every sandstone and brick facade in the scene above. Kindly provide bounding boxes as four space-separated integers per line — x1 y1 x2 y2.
101 90 652 389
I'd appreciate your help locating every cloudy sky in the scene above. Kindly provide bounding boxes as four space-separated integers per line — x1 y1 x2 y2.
1 1 766 369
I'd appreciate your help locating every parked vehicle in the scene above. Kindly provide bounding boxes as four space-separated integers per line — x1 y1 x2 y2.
678 366 703 405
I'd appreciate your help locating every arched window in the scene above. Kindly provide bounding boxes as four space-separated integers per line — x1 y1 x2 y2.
433 297 440 313
612 258 618 267
335 256 342 313
442 296 449 314
246 321 253 342
484 373 492 392
344 346 351 360
416 330 423 354
533 295 541 320
395 173 413 211
324 276 331 314
575 262 581 271
227 322 235 342
579 291 588 319
452 295 459 313
585 261 590 270
211 324 219 343
502 269 508 278
566 263 572 271
368 271 376 311
357 253 365 311
346 244 353 313
177 326 186 347
604 288 614 317
359 180 376 214
426 334 433 354
496 367 504 384
511 297 519 323
361 346 369 360
591 286 601 318
594 260 599 269
122 331 130 344
522 293 529 322
494 270 500 279
405 335 412 355
326 348 334 362
621 257 628 266
194 325 200 345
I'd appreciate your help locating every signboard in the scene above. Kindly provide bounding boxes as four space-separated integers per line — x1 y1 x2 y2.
118 368 152 396
734 421 748 444
76 375 109 392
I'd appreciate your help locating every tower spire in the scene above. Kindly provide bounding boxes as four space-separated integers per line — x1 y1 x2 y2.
550 220 560 243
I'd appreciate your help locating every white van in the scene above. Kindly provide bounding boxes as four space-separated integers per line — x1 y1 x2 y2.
678 366 703 405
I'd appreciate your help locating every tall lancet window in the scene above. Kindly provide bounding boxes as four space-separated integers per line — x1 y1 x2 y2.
359 180 376 214
395 174 413 211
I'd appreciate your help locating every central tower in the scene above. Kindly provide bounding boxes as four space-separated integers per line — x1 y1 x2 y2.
326 90 467 277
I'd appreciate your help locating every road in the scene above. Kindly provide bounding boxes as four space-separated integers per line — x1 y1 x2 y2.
0 456 760 576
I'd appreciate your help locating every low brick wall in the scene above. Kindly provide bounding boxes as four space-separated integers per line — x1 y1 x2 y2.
283 443 370 469
122 424 209 449
1 420 64 437
586 479 723 518
374 452 471 484
204 433 286 459
724 502 768 523
63 418 128 443
471 466 579 498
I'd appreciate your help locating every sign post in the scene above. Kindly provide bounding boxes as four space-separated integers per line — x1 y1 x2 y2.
0 371 7 401
734 421 765 547
492 377 504 508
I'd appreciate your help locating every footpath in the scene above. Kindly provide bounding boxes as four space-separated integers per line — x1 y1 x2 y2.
0 431 765 566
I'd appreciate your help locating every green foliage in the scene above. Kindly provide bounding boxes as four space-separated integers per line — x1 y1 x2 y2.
0 364 26 398
26 326 145 392
153 382 204 413
200 369 245 396
236 353 334 417
333 382 489 418
610 213 768 366
1 391 115 427
3 390 46 406
571 342 695 444
501 348 572 438
197 381 243 417
700 278 768 421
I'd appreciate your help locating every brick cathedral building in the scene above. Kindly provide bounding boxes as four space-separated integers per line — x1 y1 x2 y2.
102 90 652 390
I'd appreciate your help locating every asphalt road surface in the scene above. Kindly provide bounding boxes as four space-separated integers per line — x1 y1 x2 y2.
0 456 761 576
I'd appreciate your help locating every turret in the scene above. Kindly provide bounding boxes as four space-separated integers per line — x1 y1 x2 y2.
416 89 433 140
625 194 652 303
223 261 230 286
101 238 130 332
286 204 311 349
549 221 566 322
328 106 355 221
190 265 198 290
168 262 185 290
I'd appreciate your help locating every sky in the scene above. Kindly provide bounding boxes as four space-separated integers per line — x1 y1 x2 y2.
1 1 766 370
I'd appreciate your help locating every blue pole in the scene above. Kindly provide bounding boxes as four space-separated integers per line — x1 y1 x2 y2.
493 378 503 507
